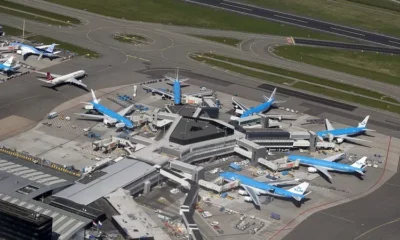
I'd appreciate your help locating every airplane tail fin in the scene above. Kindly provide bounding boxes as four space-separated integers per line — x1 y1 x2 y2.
288 182 309 198
351 156 367 169
46 72 54 80
358 115 369 128
91 89 99 104
3 56 14 67
264 88 276 102
46 43 56 53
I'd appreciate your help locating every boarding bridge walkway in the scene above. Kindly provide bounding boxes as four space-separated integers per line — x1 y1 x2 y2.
198 177 240 193
181 145 235 163
159 168 191 189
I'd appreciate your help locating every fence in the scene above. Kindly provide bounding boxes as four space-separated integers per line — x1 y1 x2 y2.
0 146 81 177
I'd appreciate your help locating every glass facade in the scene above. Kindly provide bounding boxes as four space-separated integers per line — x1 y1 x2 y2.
0 200 53 240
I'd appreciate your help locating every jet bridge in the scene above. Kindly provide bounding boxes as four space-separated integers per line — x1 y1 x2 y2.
198 177 240 193
258 157 299 171
159 168 191 189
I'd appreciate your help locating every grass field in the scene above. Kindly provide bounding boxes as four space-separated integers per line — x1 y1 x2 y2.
190 35 242 47
45 0 350 42
0 0 80 25
240 0 400 37
347 0 400 12
191 55 294 85
273 45 400 86
199 53 398 103
26 35 100 58
1 25 25 36
293 82 400 114
190 54 400 114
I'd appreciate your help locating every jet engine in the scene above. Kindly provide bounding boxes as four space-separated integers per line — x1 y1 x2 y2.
16 50 22 55
115 123 126 128
307 167 318 173
335 138 344 144
238 190 248 196
244 196 253 202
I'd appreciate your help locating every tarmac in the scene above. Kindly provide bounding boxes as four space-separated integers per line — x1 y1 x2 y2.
0 1 400 239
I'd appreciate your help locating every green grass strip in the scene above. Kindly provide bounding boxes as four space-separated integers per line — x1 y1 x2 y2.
191 55 294 85
202 52 398 103
293 82 400 114
0 0 80 24
45 0 350 42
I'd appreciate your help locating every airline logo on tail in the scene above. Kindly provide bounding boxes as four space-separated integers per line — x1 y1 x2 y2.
269 88 276 102
351 156 367 169
46 72 55 81
46 44 56 53
358 115 369 128
3 56 14 67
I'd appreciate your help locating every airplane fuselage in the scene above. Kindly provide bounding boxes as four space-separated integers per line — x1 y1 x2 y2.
241 100 273 118
91 101 134 128
317 127 366 139
220 172 303 200
173 81 181 105
288 155 362 173
50 70 86 84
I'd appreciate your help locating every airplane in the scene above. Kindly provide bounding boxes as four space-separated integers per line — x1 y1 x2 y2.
219 171 311 206
316 116 374 143
75 89 135 129
35 70 88 89
287 153 367 180
231 88 295 121
9 42 61 61
143 67 213 104
0 56 20 73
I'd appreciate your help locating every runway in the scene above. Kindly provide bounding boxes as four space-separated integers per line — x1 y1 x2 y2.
0 0 400 140
188 0 400 48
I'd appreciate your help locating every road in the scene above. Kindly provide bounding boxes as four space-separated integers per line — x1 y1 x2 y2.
188 0 400 48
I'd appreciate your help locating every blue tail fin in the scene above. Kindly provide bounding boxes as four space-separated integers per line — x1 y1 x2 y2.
46 44 56 53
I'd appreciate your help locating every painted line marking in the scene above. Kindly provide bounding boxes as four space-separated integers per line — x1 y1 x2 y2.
220 2 252 11
330 27 365 36
318 212 355 223
389 40 400 45
126 55 150 62
274 15 308 23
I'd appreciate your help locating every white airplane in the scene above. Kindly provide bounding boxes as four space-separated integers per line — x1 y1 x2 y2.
35 70 88 89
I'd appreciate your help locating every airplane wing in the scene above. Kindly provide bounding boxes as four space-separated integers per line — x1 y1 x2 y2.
74 113 105 119
35 44 59 49
325 119 335 131
65 78 88 88
184 90 214 97
265 114 297 120
313 165 333 179
323 153 345 162
232 97 249 111
338 135 371 142
74 113 117 124
264 178 300 186
36 78 55 85
118 105 134 116
36 71 63 78
143 85 174 99
242 185 261 206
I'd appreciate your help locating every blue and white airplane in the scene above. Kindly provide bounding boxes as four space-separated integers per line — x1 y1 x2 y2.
143 68 213 104
0 56 20 73
317 116 374 143
288 153 367 180
219 171 311 206
75 89 134 129
10 42 61 61
231 88 295 121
